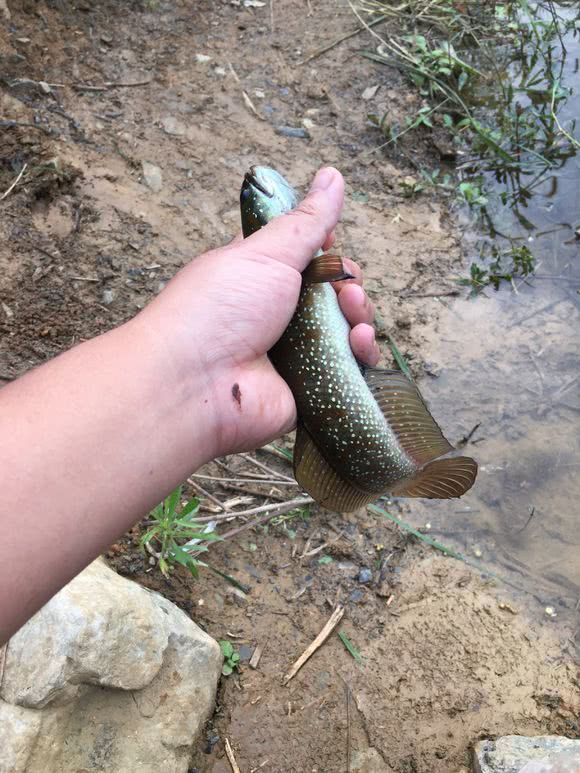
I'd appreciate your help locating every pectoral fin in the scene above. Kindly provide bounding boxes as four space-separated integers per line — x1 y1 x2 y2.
294 423 376 512
364 368 454 466
390 456 478 498
301 254 354 284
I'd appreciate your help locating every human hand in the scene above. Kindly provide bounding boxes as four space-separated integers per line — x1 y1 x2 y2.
140 167 379 460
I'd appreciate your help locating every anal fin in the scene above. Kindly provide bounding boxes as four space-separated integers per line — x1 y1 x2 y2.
301 254 354 284
390 456 478 498
294 423 376 513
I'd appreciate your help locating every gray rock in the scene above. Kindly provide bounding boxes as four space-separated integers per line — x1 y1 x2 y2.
0 559 222 773
358 568 373 584
141 161 163 192
473 736 580 773
161 116 186 136
275 125 310 139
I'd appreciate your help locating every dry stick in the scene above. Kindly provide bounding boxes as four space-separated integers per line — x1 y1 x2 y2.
283 606 345 684
298 14 386 65
194 496 313 524
345 681 352 773
250 638 268 670
224 738 241 773
72 79 151 91
187 478 226 512
244 452 296 483
192 472 296 486
220 482 288 503
0 162 27 201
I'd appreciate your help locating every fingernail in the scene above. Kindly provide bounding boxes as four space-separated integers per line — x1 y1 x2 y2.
310 167 336 192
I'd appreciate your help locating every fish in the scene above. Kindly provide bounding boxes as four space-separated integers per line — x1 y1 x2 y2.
240 165 477 512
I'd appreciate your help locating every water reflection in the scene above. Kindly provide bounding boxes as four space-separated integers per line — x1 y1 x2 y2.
407 1 580 618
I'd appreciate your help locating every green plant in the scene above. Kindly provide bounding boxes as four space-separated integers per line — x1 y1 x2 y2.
141 485 219 577
219 640 241 676
459 243 536 294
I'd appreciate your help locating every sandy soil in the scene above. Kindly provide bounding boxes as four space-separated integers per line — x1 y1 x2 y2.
1 1 578 772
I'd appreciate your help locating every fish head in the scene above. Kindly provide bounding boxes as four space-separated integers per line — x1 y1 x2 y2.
240 165 298 237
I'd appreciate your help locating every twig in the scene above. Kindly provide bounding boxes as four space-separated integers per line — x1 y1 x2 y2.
220 482 288 502
283 605 345 684
225 739 241 773
192 472 296 486
250 638 268 669
72 79 152 91
244 452 296 483
0 163 27 201
298 14 386 65
187 477 226 511
300 530 345 559
194 496 313 524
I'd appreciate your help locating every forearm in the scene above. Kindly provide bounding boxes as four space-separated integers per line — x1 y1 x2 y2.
0 313 215 644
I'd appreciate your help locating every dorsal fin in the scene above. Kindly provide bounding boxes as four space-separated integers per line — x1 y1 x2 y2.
390 456 478 498
301 254 354 284
364 368 454 466
294 423 376 512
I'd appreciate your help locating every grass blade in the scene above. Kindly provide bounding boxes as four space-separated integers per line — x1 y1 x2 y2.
338 631 362 663
387 336 412 379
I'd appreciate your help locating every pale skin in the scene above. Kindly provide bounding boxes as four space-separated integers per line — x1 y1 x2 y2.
0 167 379 644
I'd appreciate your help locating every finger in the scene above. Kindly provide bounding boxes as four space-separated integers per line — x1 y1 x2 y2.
242 167 344 272
350 323 380 367
322 229 336 252
331 258 362 292
338 283 375 326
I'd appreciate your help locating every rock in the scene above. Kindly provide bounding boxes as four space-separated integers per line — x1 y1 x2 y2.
161 116 186 136
357 568 373 584
141 161 163 192
0 560 222 773
275 125 310 139
473 736 580 773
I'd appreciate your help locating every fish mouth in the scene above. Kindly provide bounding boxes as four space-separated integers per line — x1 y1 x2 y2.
244 166 274 198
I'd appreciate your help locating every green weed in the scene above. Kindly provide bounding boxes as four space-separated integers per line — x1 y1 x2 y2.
141 485 219 578
459 243 536 293
219 640 241 676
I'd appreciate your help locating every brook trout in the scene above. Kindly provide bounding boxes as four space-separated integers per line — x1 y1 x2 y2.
240 166 477 512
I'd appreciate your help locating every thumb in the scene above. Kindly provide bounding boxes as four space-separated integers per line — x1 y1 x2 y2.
242 167 345 271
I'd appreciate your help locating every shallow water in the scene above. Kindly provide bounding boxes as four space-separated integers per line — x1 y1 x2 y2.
407 3 580 618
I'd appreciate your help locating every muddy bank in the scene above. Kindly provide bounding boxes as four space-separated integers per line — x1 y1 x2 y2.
1 1 578 772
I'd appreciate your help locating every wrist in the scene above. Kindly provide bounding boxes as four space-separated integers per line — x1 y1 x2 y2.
124 309 221 473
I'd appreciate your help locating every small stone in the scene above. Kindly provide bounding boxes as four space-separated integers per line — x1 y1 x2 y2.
302 117 315 129
473 736 580 773
473 546 483 558
357 568 373 584
361 84 380 101
238 644 253 662
141 161 163 192
544 606 557 618
275 125 310 139
349 589 365 603
102 289 115 305
195 53 211 63
161 116 186 136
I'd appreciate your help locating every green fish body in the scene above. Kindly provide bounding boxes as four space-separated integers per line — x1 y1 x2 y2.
240 166 477 511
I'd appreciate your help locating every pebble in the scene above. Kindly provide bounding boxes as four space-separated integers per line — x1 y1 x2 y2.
275 125 310 139
357 568 373 584
349 589 365 603
102 289 115 305
141 161 163 192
